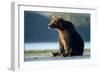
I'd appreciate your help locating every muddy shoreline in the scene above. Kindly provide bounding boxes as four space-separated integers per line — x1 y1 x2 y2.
24 49 90 62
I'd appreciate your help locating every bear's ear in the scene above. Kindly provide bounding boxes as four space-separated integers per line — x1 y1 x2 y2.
58 16 61 18
52 16 61 19
58 16 62 19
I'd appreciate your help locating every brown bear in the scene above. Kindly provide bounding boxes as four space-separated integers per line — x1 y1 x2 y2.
48 16 84 57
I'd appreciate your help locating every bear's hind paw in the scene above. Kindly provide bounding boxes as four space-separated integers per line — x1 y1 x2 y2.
51 52 60 57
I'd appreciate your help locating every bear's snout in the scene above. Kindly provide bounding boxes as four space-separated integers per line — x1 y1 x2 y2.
48 23 57 29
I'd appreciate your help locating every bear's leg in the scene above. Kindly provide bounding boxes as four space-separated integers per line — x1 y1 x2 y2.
62 41 69 57
58 39 65 56
62 48 71 57
51 39 65 57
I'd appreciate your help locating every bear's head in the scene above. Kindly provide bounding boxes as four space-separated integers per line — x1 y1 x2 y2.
48 16 63 30
48 16 74 31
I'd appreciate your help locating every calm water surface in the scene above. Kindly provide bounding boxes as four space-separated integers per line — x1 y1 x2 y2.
25 42 90 51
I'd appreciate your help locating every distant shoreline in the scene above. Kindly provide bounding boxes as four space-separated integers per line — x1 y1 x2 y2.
24 42 90 51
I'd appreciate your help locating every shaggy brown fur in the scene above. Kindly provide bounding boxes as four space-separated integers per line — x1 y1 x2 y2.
48 16 84 57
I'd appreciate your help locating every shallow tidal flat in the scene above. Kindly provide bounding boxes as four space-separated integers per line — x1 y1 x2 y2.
24 49 90 62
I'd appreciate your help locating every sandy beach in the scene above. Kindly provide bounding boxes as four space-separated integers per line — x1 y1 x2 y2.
24 49 90 62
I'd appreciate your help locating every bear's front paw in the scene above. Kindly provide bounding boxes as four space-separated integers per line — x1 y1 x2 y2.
62 51 69 57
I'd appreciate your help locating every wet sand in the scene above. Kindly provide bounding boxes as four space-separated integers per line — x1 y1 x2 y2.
24 49 90 62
